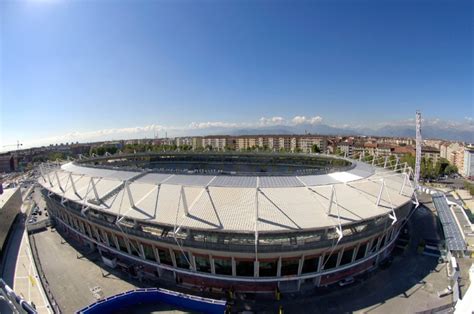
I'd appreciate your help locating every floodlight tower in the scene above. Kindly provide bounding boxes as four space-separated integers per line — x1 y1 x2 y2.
414 110 422 189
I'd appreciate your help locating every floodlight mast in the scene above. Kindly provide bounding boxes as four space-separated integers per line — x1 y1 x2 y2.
414 110 422 189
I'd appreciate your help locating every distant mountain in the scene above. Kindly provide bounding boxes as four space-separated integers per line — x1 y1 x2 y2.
193 122 473 143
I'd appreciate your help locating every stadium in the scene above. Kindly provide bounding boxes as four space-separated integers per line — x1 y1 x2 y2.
37 152 416 293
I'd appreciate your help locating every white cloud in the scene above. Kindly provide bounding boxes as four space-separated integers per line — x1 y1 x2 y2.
259 116 286 126
291 115 323 125
188 121 240 129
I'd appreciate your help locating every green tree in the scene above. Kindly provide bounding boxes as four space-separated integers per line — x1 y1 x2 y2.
311 144 321 153
444 164 458 175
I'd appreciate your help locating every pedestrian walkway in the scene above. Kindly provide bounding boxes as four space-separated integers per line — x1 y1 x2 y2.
13 231 52 314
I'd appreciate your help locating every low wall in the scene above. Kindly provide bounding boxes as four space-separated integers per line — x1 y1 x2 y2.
77 288 227 314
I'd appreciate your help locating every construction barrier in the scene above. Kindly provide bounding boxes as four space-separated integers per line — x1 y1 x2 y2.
77 287 226 314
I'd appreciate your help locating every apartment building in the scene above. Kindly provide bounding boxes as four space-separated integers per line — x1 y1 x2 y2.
176 137 193 148
463 146 474 179
421 146 440 163
201 136 235 151
298 137 327 153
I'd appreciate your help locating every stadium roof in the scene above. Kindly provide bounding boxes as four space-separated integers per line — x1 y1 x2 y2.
38 161 415 233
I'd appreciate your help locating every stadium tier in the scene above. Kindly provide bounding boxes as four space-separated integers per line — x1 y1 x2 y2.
38 153 416 292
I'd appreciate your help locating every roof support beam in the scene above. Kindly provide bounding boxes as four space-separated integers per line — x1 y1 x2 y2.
180 185 189 216
376 179 384 207
69 172 81 199
125 180 135 208
55 171 64 192
327 185 335 215
400 172 408 195
90 177 100 201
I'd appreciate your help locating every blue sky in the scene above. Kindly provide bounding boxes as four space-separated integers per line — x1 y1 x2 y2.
0 0 472 148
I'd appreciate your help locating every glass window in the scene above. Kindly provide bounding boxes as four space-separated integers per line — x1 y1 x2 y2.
259 260 278 277
214 257 232 275
302 256 319 274
339 248 354 266
236 260 254 277
356 243 368 260
142 244 156 261
174 250 190 269
194 255 211 273
281 258 299 276
158 248 172 266
323 252 339 270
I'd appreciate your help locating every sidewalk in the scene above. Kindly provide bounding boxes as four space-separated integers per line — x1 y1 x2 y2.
13 231 52 314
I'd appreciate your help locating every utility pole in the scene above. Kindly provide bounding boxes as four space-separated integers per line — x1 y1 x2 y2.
415 110 422 189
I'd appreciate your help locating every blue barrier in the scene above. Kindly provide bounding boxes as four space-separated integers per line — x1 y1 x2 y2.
77 288 226 314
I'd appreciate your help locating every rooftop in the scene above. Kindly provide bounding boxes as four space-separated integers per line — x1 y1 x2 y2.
38 155 415 233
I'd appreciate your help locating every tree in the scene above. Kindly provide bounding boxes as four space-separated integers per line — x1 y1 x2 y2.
311 144 321 153
444 164 458 175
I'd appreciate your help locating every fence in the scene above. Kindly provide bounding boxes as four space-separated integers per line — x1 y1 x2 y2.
77 287 227 314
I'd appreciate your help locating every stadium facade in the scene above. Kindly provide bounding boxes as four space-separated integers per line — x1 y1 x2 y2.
38 153 416 292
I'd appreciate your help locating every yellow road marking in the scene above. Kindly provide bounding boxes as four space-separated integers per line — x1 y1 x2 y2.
28 275 36 287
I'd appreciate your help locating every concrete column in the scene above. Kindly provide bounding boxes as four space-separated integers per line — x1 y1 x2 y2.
254 260 259 278
210 255 216 275
352 245 358 263
317 255 323 272
336 250 343 267
170 249 177 268
297 255 304 275
139 244 146 259
153 246 161 264
276 257 282 277
232 257 236 277
112 234 120 251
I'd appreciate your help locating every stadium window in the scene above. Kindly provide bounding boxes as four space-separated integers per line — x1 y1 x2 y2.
142 243 156 261
236 260 254 277
157 248 172 266
259 260 278 277
213 257 232 275
323 252 339 270
339 247 354 266
174 250 190 269
302 256 319 274
281 258 300 276
194 255 211 273
355 242 368 260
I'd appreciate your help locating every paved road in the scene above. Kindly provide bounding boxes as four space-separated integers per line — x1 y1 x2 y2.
238 205 452 313
32 229 138 313
0 209 27 314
